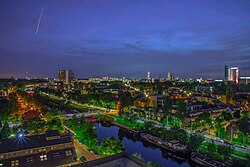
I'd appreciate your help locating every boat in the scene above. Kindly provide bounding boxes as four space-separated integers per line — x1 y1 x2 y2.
190 152 226 167
140 133 188 155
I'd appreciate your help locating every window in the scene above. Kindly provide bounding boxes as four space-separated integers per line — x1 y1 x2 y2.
39 148 46 152
65 150 72 156
40 155 47 161
11 160 19 167
11 153 17 157
53 152 60 158
26 157 34 164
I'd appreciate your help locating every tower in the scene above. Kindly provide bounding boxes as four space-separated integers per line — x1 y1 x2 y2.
225 65 229 81
147 72 151 80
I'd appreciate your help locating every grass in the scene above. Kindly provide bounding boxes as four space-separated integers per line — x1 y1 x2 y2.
232 150 249 159
68 102 89 112
200 141 249 159
111 115 144 128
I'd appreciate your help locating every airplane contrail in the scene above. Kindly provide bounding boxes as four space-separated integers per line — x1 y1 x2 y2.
35 7 44 35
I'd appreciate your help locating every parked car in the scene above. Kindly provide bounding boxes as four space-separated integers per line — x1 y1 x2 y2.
223 140 233 145
214 137 224 143
235 144 246 149
80 156 87 162
90 150 98 157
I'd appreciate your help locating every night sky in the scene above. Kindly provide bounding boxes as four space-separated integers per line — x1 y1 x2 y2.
0 0 250 79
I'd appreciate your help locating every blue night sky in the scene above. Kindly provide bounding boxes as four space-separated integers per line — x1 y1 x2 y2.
0 0 250 79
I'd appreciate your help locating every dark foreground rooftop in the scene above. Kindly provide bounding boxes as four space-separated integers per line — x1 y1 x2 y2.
0 133 72 154
0 148 77 167
74 152 149 167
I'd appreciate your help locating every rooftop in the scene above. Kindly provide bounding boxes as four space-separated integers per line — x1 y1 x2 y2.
75 152 149 167
0 133 72 154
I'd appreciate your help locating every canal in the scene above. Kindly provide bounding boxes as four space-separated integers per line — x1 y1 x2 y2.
95 122 194 167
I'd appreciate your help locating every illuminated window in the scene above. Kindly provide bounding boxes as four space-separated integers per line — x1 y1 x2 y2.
11 160 19 166
65 150 72 156
40 155 47 161
39 148 46 152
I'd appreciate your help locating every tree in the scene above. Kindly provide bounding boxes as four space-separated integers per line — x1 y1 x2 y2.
226 82 235 105
1 123 11 139
217 145 234 160
175 100 187 125
47 118 63 131
67 118 97 148
22 117 46 134
188 133 204 151
207 140 217 154
163 98 173 126
215 125 226 138
99 137 125 156
223 112 233 121
238 118 249 145
238 118 249 135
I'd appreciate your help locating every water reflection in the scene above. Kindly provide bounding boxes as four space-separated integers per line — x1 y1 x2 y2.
96 122 193 167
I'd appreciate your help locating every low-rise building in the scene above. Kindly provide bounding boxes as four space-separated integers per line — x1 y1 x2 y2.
148 94 167 108
0 130 77 167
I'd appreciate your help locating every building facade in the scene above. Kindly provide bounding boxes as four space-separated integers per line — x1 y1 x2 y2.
225 66 239 83
0 131 77 167
58 70 74 85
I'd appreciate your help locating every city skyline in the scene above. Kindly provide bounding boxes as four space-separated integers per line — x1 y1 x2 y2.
0 0 250 78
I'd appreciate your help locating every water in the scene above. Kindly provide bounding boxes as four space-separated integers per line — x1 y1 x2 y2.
95 122 193 167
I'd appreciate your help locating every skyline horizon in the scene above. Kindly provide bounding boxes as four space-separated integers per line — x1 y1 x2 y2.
0 65 248 80
1 0 250 79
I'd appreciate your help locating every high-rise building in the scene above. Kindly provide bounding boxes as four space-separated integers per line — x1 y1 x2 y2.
225 65 229 81
229 67 239 83
58 70 74 85
147 71 151 80
167 72 171 80
225 66 239 83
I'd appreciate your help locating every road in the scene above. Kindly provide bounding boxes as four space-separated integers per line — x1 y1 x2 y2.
41 92 250 154
204 134 250 154
74 140 97 161
63 125 97 162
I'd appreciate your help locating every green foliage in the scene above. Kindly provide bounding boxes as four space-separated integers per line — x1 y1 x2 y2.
1 123 11 139
47 118 63 131
99 137 124 156
22 117 46 134
188 133 204 151
132 153 144 161
147 161 161 167
0 93 19 121
239 118 249 135
215 125 226 138
207 140 217 154
175 99 187 122
164 126 188 144
67 118 97 148
119 91 133 113
226 82 235 105
217 145 234 160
